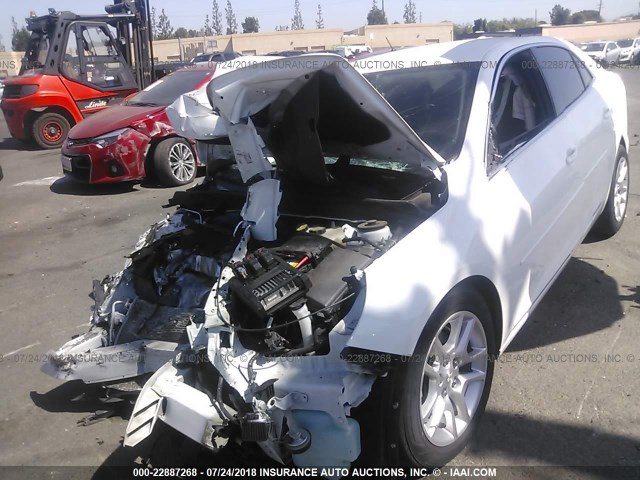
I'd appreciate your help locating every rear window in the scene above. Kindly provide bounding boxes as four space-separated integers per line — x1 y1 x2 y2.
127 70 211 107
583 43 605 52
365 63 480 161
532 46 585 114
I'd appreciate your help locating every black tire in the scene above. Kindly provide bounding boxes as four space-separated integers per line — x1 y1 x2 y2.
153 138 197 186
361 286 496 468
592 147 630 238
32 113 70 149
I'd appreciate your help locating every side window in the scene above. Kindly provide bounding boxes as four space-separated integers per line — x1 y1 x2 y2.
574 53 593 88
65 23 136 90
487 49 555 173
532 46 586 115
62 26 81 81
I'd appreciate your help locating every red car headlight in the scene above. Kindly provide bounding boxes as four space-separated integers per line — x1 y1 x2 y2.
92 128 130 148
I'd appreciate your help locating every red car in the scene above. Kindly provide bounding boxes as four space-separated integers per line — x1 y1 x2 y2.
61 68 214 186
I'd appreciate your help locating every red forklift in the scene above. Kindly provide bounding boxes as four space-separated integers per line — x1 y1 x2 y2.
1 0 155 148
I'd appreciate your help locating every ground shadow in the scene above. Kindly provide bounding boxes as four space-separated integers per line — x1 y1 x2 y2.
30 380 133 416
90 422 279 480
468 410 640 469
0 136 39 152
507 258 624 352
619 285 640 309
49 176 138 196
48 171 204 196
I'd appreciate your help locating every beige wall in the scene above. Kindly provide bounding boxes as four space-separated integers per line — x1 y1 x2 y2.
151 23 454 62
540 20 640 42
0 52 24 78
364 23 454 48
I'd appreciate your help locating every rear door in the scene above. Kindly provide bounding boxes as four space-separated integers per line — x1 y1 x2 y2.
531 46 615 240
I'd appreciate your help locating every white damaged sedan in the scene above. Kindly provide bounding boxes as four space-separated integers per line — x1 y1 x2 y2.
115 37 628 468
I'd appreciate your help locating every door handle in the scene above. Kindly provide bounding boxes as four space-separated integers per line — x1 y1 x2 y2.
566 146 577 165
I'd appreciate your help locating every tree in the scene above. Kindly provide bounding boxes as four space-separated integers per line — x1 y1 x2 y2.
453 23 472 38
156 9 174 40
275 25 290 31
367 0 388 25
175 27 188 38
549 4 571 26
203 15 213 35
0 34 5 52
570 9 602 23
316 4 325 29
225 1 238 34
485 17 536 32
403 0 417 23
11 17 30 52
212 0 224 35
242 16 260 33
150 7 158 40
472 18 487 32
188 29 199 37
292 0 304 30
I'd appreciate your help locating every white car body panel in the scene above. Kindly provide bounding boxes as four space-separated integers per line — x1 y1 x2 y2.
205 54 445 171
347 38 627 355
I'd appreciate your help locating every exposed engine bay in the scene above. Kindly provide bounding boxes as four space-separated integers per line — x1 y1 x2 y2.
45 55 449 469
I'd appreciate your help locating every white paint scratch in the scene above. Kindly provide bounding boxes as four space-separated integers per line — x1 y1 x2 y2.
3 341 41 357
577 328 623 419
13 176 62 187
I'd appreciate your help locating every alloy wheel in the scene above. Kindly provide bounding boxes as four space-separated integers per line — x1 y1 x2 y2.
168 143 196 183
419 311 488 447
613 155 629 223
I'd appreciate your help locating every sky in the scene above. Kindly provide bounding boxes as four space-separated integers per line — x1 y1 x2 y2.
2 0 639 49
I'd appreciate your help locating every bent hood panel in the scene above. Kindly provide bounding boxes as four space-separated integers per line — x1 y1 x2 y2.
205 54 445 171
69 105 165 139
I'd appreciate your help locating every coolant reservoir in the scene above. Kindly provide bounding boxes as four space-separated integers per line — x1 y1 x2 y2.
348 220 392 244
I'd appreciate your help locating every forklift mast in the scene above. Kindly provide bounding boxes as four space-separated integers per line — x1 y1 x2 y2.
106 0 155 89
22 0 155 89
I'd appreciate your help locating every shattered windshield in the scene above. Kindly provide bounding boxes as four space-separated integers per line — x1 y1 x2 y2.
364 62 479 161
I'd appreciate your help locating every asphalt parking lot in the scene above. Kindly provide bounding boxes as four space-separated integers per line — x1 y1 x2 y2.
0 68 639 478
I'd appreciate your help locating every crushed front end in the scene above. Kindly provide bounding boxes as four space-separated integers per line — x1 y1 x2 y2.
41 204 240 388
125 218 385 466
123 54 448 467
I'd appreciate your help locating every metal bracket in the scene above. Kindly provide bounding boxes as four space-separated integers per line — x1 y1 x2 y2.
267 391 308 411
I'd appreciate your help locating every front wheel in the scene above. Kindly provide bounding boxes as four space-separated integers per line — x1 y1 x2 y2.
32 113 70 149
592 147 629 238
363 287 495 467
153 138 197 186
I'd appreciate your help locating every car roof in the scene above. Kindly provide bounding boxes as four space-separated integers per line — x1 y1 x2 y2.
175 65 216 73
354 36 578 73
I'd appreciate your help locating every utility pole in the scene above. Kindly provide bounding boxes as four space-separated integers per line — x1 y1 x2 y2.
419 11 422 23
534 8 537 24
598 0 603 16
381 0 385 16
